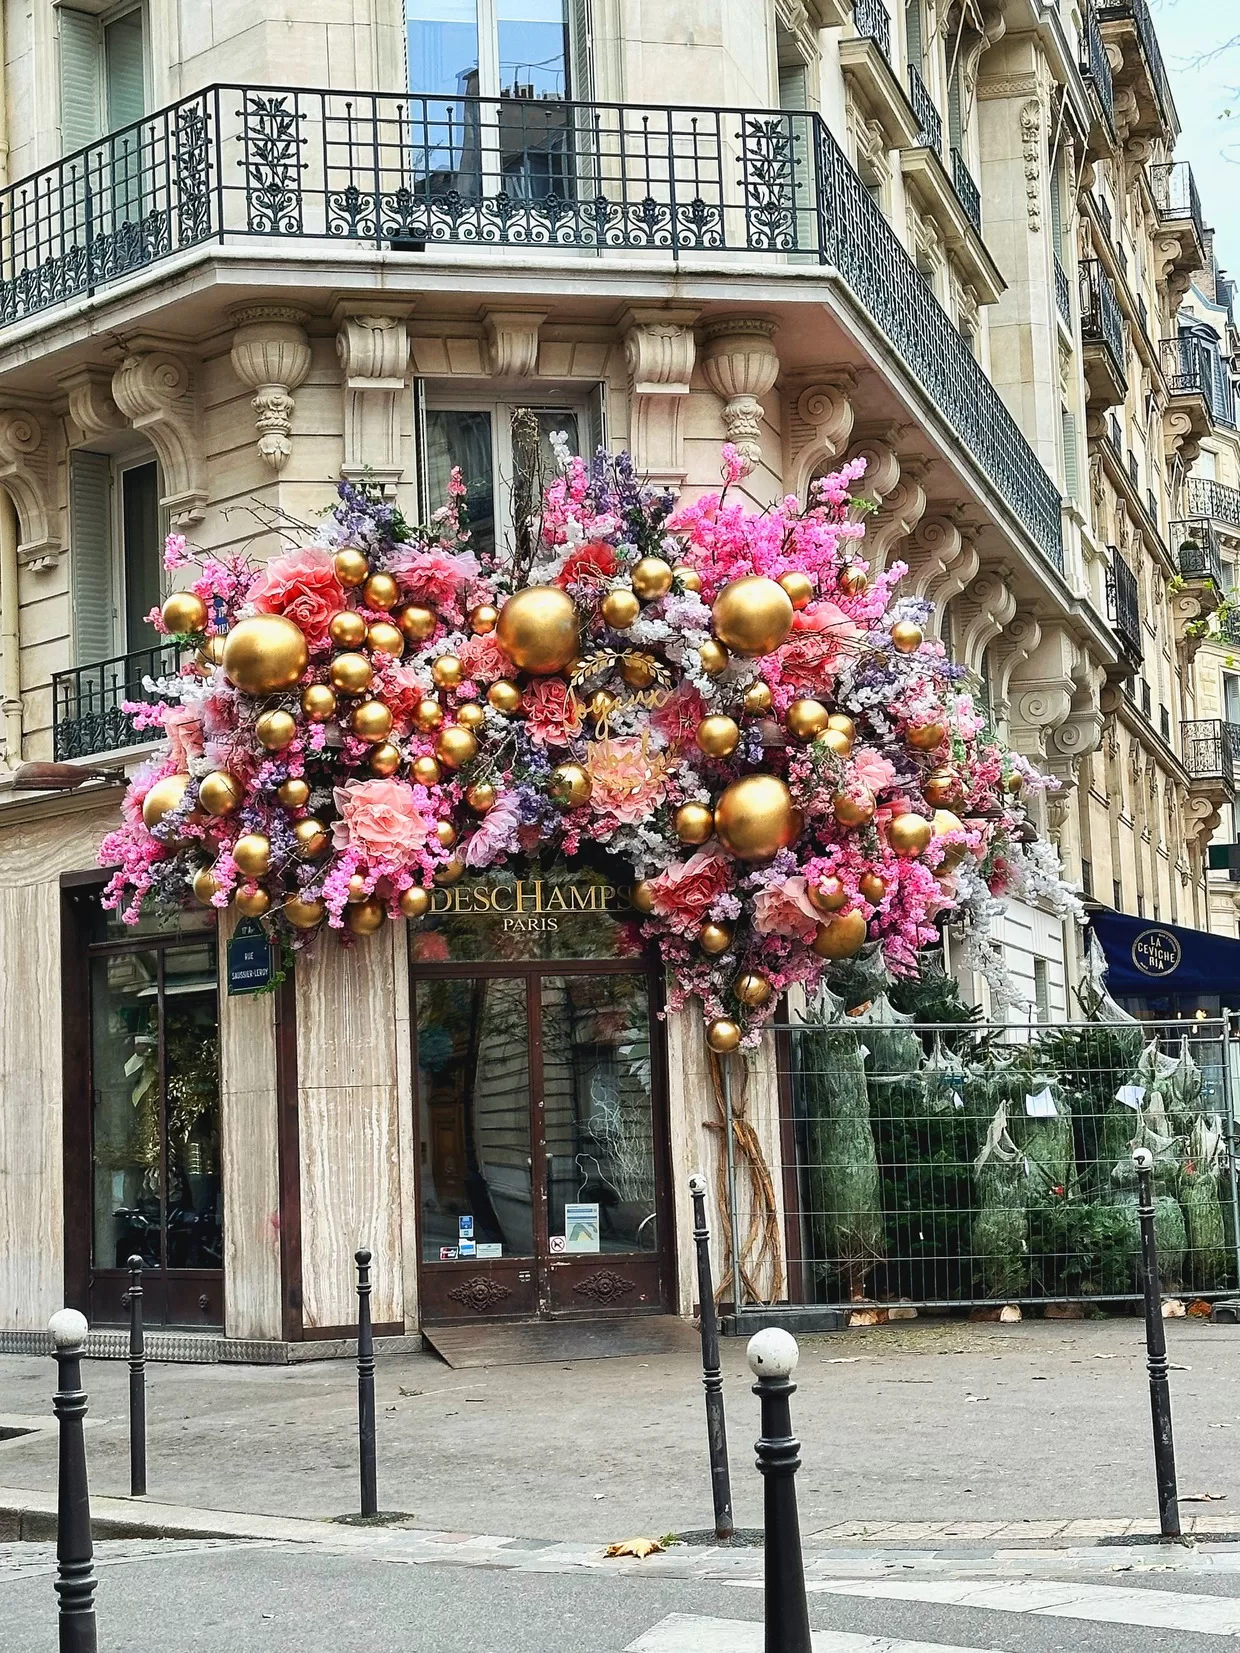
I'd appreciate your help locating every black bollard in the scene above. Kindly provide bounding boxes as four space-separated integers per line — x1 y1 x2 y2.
126 1256 146 1497
356 1247 377 1517
748 1328 811 1653
1133 1147 1181 1539
50 1309 99 1653
689 1172 734 1542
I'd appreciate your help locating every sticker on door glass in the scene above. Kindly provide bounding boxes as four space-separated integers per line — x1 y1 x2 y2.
439 1246 458 1261
458 1215 474 1240
564 1202 601 1254
459 1239 476 1258
476 1243 502 1260
549 1235 567 1254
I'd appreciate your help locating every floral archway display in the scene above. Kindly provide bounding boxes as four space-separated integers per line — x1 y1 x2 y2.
102 445 1073 1048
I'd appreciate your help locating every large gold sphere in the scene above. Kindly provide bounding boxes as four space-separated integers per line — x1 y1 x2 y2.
415 698 444 730
698 638 730 676
457 702 486 731
743 681 773 715
549 763 592 808
601 588 641 630
839 565 869 597
399 886 431 919
232 833 272 878
907 721 946 751
142 772 191 831
808 876 848 914
827 713 855 740
672 564 702 592
785 699 830 740
706 1017 742 1054
223 615 309 696
714 775 800 861
833 789 875 828
696 715 740 758
699 921 733 955
778 571 814 610
436 726 478 769
329 652 373 696
620 653 657 689
369 742 402 778
891 620 924 654
675 802 715 844
496 586 580 675
277 777 311 809
470 604 499 634
368 621 405 659
432 655 463 690
256 709 297 751
329 610 368 649
630 557 674 601
284 894 325 930
734 972 772 1008
412 756 442 787
334 548 370 588
821 729 854 759
363 572 399 611
467 782 497 812
352 700 393 744
932 809 968 873
812 911 868 959
711 576 794 656
192 867 220 906
924 768 964 808
346 897 386 936
234 883 270 918
162 590 208 635
889 812 933 858
398 604 437 644
631 879 656 914
859 872 887 905
434 856 465 886
435 820 457 849
294 818 330 859
198 771 243 817
302 684 337 722
488 680 523 714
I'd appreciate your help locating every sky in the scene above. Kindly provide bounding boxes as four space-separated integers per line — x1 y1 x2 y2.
1151 0 1240 286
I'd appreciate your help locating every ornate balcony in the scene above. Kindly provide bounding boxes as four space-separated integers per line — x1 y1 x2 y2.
1184 476 1240 534
1181 719 1235 797
852 0 892 59
53 643 187 761
950 148 982 235
1162 336 1235 451
1105 546 1142 661
907 64 941 153
1149 161 1208 292
1097 0 1176 142
1172 517 1223 588
1080 5 1116 150
1053 254 1071 326
1079 259 1127 410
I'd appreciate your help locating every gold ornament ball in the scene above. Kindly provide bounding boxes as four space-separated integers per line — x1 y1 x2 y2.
232 833 272 878
808 876 848 914
778 571 814 610
696 715 740 758
734 972 772 1009
631 879 657 914
812 910 868 959
827 713 855 740
891 620 924 654
1005 771 1024 795
699 921 733 955
672 564 702 592
889 812 933 858
620 654 657 690
432 655 463 690
346 898 386 936
434 856 465 886
839 565 869 597
302 684 337 722
785 698 830 740
223 614 309 696
284 894 325 930
329 652 373 696
235 883 270 918
162 590 208 635
277 777 311 809
675 802 715 845
932 808 966 840
744 681 773 715
198 771 243 818
256 709 297 751
196 635 226 674
457 702 486 731
714 775 800 861
412 756 442 787
467 782 496 812
435 820 457 849
368 621 405 659
630 556 674 601
470 604 499 635
436 726 478 769
907 721 946 752
142 772 191 831
706 1018 742 1055
859 872 887 905
347 874 368 903
833 789 875 828
352 700 393 744
192 867 220 906
821 729 853 759
496 586 580 676
924 768 963 808
587 689 617 723
294 818 330 859
549 763 592 808
369 742 402 778
329 610 368 649
363 572 399 611
334 548 370 588
399 886 431 919
601 588 641 630
488 680 523 714
398 604 438 644
698 638 730 676
711 576 795 656
415 698 444 730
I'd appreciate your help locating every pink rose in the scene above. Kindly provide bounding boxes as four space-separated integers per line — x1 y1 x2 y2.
248 546 345 653
752 876 819 941
387 545 480 608
648 848 733 934
586 737 666 824
523 678 583 747
850 746 896 797
650 682 707 752
458 632 511 683
332 778 429 869
792 598 859 638
163 704 203 770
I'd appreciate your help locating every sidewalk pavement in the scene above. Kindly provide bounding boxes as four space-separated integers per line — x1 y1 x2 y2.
2 1317 1239 1544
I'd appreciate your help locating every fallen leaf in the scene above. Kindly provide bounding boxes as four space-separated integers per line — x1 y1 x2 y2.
605 1537 665 1559
1182 1492 1227 1502
965 1395 990 1403
825 1357 865 1364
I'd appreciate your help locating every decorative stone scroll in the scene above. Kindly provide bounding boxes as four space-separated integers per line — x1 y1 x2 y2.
336 312 411 491
621 306 699 487
230 306 312 473
0 410 61 569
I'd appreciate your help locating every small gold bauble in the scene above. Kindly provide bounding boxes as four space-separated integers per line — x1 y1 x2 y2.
696 715 740 758
162 590 208 635
277 777 311 809
415 698 444 730
196 635 226 673
192 867 220 906
711 576 795 656
346 898 386 935
672 564 702 592
889 812 933 858
833 789 875 828
821 729 854 759
329 652 373 696
549 762 593 808
714 775 800 861
601 588 641 630
352 700 394 744
334 548 370 588
435 820 457 849
734 972 772 1009
198 771 243 817
470 604 499 634
891 620 924 654
496 586 580 676
397 604 437 644
932 808 965 840
434 856 465 886
924 768 963 808
399 886 431 919
631 879 656 914
347 874 368 903
785 698 830 740
488 680 523 714
812 910 868 959
302 683 337 722
368 621 405 659
234 883 270 918
699 921 733 955
363 572 399 611
588 689 618 722
412 756 442 787
827 713 855 740
294 818 330 859
630 557 675 601
284 894 326 930
778 571 814 610
706 1017 742 1054
808 876 849 914
223 615 309 696
698 638 730 676
839 565 869 597
675 802 715 844
432 655 463 690
907 721 946 751
466 782 497 812
620 653 657 689
1005 771 1024 794
436 726 478 769
142 772 191 831
859 872 887 905
457 701 486 730
369 742 402 778
256 709 297 751
744 681 773 715
232 833 272 878
328 610 367 649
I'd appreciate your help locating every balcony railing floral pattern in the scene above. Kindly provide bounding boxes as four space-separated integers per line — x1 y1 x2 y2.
1185 477 1240 531
1080 258 1126 385
1105 546 1141 659
1181 719 1235 790
853 0 892 60
1162 336 1237 430
1171 517 1224 587
53 642 186 760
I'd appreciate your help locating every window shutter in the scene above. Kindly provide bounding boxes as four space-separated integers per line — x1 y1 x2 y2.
59 9 102 155
1061 407 1080 501
1049 160 1064 260
568 0 593 101
587 381 607 458
104 9 146 132
948 66 963 153
70 451 116 667
905 0 923 68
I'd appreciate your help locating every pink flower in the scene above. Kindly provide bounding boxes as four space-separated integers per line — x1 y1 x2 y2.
413 931 452 963
458 632 511 683
164 704 203 770
523 678 583 747
648 848 733 934
752 876 820 942
850 746 896 797
586 737 666 824
388 545 480 608
248 546 345 653
650 682 707 752
463 795 522 867
791 599 860 640
332 778 429 869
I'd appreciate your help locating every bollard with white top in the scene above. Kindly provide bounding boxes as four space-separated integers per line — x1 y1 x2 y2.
748 1327 811 1653
49 1308 98 1653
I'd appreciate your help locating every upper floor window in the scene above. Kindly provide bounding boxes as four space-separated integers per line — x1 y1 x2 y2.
407 0 586 102
59 3 146 155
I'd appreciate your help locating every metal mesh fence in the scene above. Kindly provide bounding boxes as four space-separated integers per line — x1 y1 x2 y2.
760 1015 1240 1309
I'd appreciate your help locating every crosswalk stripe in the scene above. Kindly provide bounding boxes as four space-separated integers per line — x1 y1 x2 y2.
626 1615 1003 1652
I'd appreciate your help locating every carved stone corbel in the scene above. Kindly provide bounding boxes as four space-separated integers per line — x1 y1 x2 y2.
787 373 857 495
483 310 546 380
62 366 126 443
621 307 699 488
865 461 928 570
989 609 1044 728
1184 792 1223 852
900 513 964 607
955 568 1018 675
230 306 312 473
335 313 411 490
845 428 904 502
1163 407 1202 471
0 410 60 568
111 348 207 526
699 317 780 475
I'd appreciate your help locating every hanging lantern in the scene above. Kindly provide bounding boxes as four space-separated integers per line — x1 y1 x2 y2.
223 615 309 696
714 775 799 860
710 576 794 656
496 586 580 675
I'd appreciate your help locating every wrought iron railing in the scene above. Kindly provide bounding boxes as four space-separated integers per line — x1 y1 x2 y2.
1081 6 1116 134
1218 606 1240 647
1149 160 1205 249
907 64 941 153
1097 1 1175 130
1108 411 1123 452
950 147 981 234
1186 476 1240 529
1172 517 1224 586
53 642 186 761
853 0 892 60
1053 254 1071 324
1162 336 1236 429
1147 487 1159 528
1105 546 1141 658
1080 258 1126 385
1181 718 1235 789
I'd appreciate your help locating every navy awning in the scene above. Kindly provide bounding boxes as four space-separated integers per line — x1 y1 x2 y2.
1089 910 1240 998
